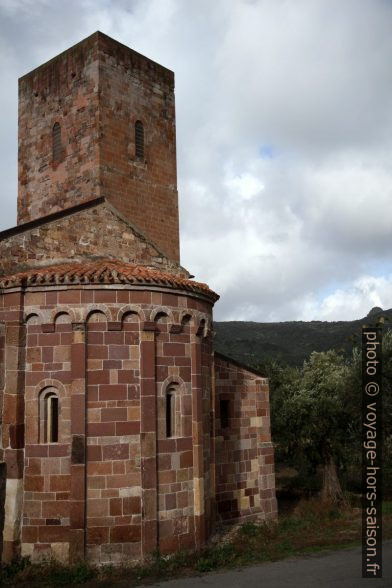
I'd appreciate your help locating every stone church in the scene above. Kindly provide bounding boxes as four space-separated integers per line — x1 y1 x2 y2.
0 32 277 565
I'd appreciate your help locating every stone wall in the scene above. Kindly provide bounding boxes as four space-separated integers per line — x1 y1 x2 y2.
84 309 142 563
0 323 4 454
23 314 72 560
1 292 25 562
98 33 180 262
18 34 100 225
0 201 184 277
0 284 213 565
214 353 277 524
17 32 180 263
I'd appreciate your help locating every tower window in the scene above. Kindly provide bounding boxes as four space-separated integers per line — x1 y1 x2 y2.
41 390 59 443
135 120 144 159
166 391 175 438
220 399 230 429
52 122 62 162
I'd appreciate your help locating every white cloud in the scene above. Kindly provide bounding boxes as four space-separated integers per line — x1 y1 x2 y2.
300 275 392 321
225 170 265 202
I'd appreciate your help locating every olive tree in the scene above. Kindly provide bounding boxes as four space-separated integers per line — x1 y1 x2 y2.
273 350 352 503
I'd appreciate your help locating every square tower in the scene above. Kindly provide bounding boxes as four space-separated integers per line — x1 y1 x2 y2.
18 32 180 262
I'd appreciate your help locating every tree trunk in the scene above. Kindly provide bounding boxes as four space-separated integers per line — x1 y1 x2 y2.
320 454 346 505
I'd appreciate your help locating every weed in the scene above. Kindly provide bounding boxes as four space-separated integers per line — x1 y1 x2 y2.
0 558 97 587
239 522 259 537
383 501 392 515
2 498 391 586
0 556 31 583
276 539 294 555
279 515 306 532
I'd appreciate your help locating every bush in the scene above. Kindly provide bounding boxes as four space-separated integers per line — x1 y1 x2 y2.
0 556 31 584
0 558 96 587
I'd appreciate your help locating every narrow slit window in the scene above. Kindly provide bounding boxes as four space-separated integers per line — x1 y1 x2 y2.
43 392 59 443
52 122 62 162
220 399 230 429
166 392 174 438
135 120 144 159
49 396 59 442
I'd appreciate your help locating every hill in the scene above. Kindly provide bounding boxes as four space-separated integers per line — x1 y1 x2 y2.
213 307 392 368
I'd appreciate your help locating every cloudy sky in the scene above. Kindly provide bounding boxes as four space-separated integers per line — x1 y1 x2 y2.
1 0 392 322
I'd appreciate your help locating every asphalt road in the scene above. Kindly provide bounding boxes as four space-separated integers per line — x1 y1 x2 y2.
149 541 392 588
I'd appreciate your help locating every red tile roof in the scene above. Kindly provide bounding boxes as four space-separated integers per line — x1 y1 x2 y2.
0 260 219 302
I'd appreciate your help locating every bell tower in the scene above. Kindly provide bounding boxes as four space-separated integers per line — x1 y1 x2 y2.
17 32 180 262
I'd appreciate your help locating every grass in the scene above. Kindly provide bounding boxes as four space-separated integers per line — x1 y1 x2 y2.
2 498 392 587
383 500 392 515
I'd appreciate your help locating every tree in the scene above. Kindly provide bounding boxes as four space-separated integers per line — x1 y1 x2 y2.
273 350 352 504
267 329 392 502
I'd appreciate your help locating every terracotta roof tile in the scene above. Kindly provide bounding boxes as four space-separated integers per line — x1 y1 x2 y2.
0 260 219 302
